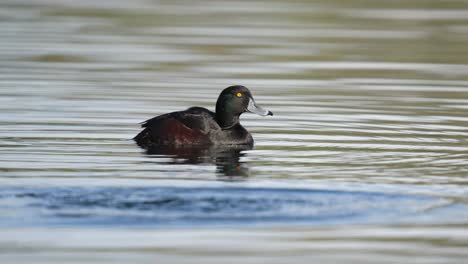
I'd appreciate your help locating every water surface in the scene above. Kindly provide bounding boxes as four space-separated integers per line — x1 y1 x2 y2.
1 0 468 263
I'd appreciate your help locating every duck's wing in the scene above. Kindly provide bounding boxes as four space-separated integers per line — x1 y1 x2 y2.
134 107 216 147
141 107 215 131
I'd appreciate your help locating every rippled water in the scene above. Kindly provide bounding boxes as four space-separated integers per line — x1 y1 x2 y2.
1 0 468 263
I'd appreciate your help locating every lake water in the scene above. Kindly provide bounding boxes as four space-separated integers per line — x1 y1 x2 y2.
1 0 468 263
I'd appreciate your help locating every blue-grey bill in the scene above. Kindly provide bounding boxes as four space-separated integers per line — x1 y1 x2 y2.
247 98 273 116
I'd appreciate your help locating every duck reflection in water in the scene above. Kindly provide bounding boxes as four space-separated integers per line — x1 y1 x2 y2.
134 85 273 177
144 145 251 177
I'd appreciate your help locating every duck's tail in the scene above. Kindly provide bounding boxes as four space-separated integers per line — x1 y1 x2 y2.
133 128 152 149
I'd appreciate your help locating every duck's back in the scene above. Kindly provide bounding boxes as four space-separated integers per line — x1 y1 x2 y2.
134 107 218 148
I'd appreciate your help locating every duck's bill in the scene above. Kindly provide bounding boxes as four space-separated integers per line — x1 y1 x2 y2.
247 98 273 116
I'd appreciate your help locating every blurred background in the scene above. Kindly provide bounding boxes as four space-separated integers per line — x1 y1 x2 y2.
1 0 468 263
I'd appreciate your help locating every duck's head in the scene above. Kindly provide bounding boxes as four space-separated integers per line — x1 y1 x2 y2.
216 85 273 129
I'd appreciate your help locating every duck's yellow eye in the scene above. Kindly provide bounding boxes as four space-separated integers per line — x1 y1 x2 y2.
236 92 242 97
